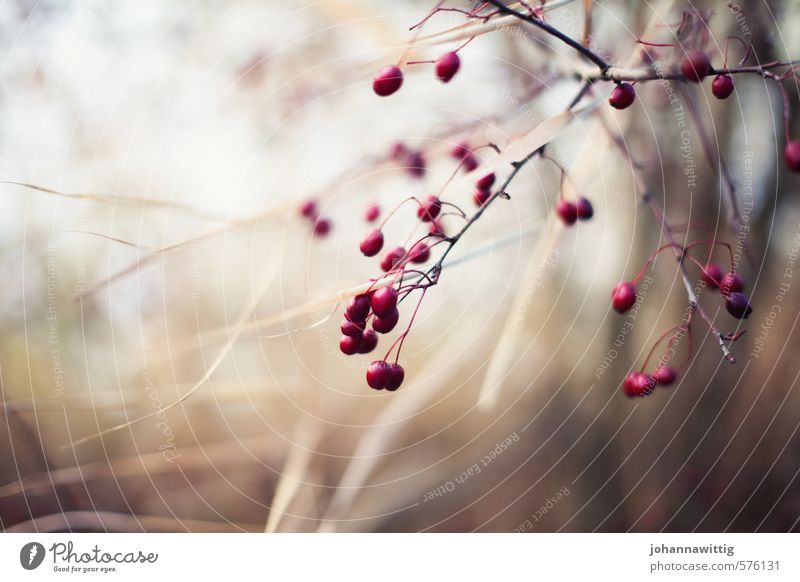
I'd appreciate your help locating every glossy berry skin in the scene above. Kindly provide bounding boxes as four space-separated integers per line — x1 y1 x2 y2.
473 190 490 207
372 308 399 334
609 83 636 109
701 263 724 289
373 65 403 97
725 292 753 319
720 272 744 296
366 360 392 389
341 319 365 337
385 363 405 391
358 330 378 354
340 334 362 355
406 150 426 179
611 281 637 313
299 199 317 218
346 294 372 322
476 172 496 191
576 197 593 220
417 195 442 222
555 200 578 226
370 286 398 317
680 50 711 82
784 141 800 173
409 241 430 264
623 372 656 398
365 204 380 222
652 365 677 386
380 247 407 272
359 229 384 257
435 51 461 83
711 74 734 99
313 217 332 236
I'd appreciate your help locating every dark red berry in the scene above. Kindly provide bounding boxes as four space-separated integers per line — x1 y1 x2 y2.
372 307 399 334
417 195 442 222
473 190 490 207
461 153 479 172
358 330 378 354
476 172 496 191
652 365 677 386
725 292 753 319
576 197 593 220
611 281 637 313
385 363 405 391
313 217 332 236
711 74 734 99
720 272 744 296
451 143 470 158
370 286 398 317
680 50 711 83
406 150 426 179
409 241 430 264
365 204 380 222
609 83 636 110
341 319 366 336
390 142 409 160
359 229 384 257
435 51 461 83
556 200 578 226
623 372 656 398
429 220 446 237
380 246 407 272
784 140 800 172
340 334 362 355
346 294 371 322
701 263 724 289
299 199 317 218
373 65 403 97
366 360 391 389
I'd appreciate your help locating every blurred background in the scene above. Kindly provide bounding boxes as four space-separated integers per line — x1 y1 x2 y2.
1 0 799 532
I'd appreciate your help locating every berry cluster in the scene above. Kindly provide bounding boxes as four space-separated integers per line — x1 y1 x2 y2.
298 198 332 237
372 49 463 98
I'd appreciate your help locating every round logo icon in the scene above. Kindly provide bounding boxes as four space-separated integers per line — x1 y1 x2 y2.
19 542 46 570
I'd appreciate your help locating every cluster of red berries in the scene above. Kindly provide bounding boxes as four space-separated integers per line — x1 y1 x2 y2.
556 197 593 226
391 142 426 179
473 172 495 206
373 51 461 98
298 198 331 237
623 364 678 398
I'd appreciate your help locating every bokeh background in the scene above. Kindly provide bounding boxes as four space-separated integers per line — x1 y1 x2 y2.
1 0 799 532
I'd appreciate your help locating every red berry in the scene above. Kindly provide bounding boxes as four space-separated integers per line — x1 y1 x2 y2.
372 307 399 334
725 292 752 319
385 363 405 391
380 246 407 272
435 51 461 83
461 153 479 172
711 74 734 99
366 360 392 389
784 141 800 172
623 372 656 398
409 241 430 263
373 65 403 97
406 150 426 179
313 217 332 236
417 195 442 222
358 330 379 354
611 281 637 313
365 204 380 222
652 365 677 386
346 294 371 322
555 200 578 226
340 334 362 356
475 172 496 191
701 263 724 289
473 190 490 207
341 319 366 337
576 197 593 220
359 229 384 257
720 272 744 296
390 142 409 160
609 83 636 109
680 50 711 83
370 286 398 317
450 143 470 158
299 199 317 218
429 220 446 237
